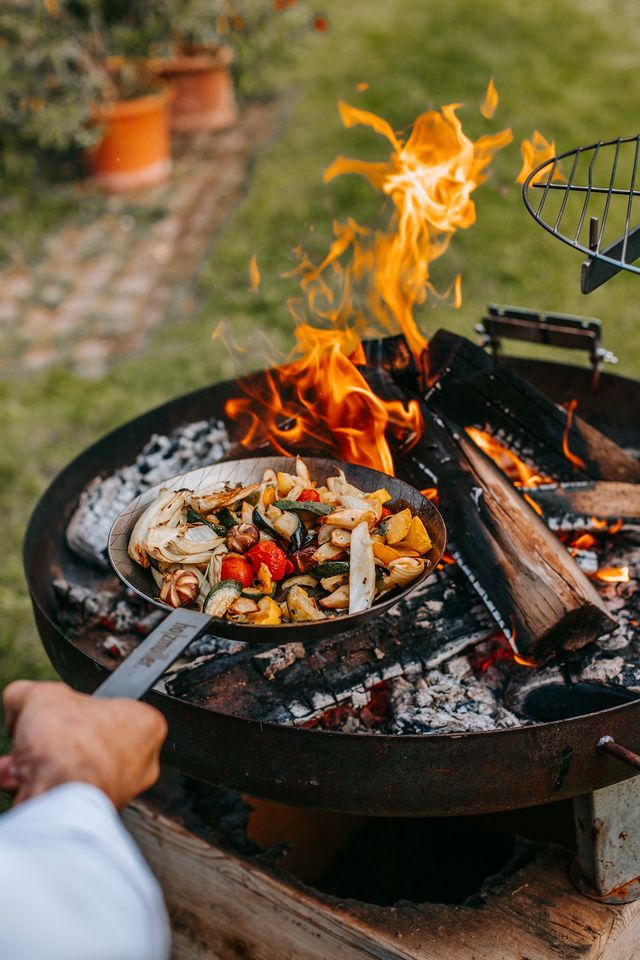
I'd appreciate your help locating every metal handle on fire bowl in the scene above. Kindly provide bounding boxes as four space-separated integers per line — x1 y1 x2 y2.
597 735 640 771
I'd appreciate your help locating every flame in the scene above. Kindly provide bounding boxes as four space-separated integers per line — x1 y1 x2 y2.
480 78 498 119
609 519 623 535
595 566 630 583
227 100 511 472
562 399 587 471
420 487 439 501
466 427 551 487
571 533 596 551
249 255 260 292
356 82 369 92
516 130 566 184
469 634 537 672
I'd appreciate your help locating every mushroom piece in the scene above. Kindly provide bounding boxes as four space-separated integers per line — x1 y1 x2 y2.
226 523 260 554
159 568 200 608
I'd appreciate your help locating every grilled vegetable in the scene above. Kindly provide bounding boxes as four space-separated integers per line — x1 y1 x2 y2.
246 541 289 581
273 499 332 516
319 585 350 609
349 521 376 614
311 561 350 578
159 568 200 608
286 585 326 622
220 556 254 588
225 523 260 554
384 508 413 545
203 579 241 617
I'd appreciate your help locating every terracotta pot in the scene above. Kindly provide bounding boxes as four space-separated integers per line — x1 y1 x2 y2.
156 46 238 133
88 89 171 192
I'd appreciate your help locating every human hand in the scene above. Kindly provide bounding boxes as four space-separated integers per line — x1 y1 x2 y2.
0 681 167 810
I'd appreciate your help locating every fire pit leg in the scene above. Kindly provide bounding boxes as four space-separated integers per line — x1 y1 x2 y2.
573 776 640 903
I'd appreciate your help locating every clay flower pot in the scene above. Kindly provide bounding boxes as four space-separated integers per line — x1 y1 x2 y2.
156 45 238 133
88 88 171 192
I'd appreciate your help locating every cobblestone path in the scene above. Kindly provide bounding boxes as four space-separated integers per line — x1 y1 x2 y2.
0 102 280 378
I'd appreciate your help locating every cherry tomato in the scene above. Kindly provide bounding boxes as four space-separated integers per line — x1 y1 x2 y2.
220 556 254 588
246 541 288 581
298 488 321 502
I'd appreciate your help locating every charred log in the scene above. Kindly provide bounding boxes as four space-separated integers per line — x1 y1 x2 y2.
521 481 640 532
424 330 640 483
361 363 617 661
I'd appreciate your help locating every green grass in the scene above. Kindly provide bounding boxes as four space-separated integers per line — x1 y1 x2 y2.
4 0 640 724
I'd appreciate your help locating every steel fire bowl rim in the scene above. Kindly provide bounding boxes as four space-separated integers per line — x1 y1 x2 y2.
107 455 447 643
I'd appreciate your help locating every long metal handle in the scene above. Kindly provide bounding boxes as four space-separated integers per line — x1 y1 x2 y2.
597 735 640 771
94 608 213 700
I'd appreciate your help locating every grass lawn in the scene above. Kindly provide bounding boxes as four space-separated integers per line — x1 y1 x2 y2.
4 0 640 712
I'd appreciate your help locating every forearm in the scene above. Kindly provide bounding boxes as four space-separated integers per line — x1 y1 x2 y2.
0 783 170 960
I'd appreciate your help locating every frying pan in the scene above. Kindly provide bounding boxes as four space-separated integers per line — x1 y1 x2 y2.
96 456 446 700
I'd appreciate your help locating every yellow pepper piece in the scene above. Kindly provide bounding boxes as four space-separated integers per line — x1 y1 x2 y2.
395 516 432 554
366 488 392 506
247 597 282 625
384 508 413 545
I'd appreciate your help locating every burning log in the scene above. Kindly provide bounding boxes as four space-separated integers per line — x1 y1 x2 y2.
520 481 640 532
424 330 640 483
363 364 617 661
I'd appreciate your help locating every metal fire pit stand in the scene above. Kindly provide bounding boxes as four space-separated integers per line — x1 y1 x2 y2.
573 739 640 903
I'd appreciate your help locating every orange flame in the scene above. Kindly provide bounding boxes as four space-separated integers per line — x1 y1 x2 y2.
595 566 630 583
356 82 369 92
480 78 498 119
562 398 587 471
466 427 551 487
249 255 260 292
227 101 512 472
516 130 566 184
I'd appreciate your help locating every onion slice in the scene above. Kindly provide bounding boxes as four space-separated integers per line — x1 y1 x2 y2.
349 520 375 614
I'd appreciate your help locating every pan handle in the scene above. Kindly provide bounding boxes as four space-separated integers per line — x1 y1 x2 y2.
93 608 214 700
597 735 640 771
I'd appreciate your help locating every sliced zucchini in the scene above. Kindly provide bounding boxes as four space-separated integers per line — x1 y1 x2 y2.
310 561 350 578
203 579 241 617
273 499 332 516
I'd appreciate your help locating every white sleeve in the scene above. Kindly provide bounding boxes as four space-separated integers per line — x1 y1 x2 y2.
0 782 171 960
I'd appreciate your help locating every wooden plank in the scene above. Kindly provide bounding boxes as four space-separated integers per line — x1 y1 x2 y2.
124 796 640 960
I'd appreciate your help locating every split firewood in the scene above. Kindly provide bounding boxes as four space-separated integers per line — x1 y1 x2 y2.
520 481 640 532
362 362 617 662
424 330 640 483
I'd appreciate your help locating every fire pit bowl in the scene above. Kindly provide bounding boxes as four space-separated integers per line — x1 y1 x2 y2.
108 455 446 644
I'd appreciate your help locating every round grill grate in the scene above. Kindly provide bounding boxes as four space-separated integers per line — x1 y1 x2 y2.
523 135 640 293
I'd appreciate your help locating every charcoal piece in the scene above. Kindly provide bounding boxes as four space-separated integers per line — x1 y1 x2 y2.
66 418 230 568
425 330 640 483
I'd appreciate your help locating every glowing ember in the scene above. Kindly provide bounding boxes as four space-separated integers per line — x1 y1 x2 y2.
595 566 630 584
562 398 587 471
480 78 498 119
356 82 369 92
227 99 511 472
469 634 537 673
466 427 551 487
570 533 596 551
516 130 566 184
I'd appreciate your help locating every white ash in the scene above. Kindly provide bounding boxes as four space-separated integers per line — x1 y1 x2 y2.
389 657 523 734
66 418 230 568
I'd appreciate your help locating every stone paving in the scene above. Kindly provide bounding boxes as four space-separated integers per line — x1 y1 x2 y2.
0 101 281 378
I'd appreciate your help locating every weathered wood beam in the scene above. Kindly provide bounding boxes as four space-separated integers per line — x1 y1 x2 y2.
520 481 640 532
